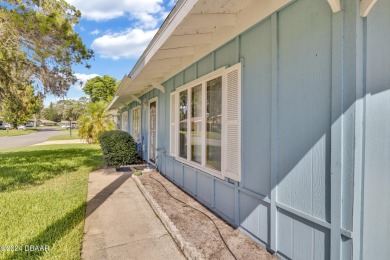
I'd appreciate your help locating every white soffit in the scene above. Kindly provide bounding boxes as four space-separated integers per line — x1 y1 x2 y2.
108 0 294 110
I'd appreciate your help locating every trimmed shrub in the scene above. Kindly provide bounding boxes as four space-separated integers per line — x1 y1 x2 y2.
98 130 139 167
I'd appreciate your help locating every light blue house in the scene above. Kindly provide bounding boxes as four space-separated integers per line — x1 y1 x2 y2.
106 0 390 259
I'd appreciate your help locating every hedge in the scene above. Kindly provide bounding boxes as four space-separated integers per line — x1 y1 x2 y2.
98 130 139 167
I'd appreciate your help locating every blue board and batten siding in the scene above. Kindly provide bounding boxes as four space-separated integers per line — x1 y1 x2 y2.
119 0 390 258
363 0 390 259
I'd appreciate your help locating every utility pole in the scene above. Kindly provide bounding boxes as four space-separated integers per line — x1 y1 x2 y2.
69 117 73 137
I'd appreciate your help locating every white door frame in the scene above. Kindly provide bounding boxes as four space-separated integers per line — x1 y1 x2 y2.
148 97 158 165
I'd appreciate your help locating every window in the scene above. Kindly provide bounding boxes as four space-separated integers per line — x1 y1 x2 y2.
179 90 188 159
170 63 242 181
121 110 128 132
131 106 141 142
206 77 222 171
191 84 202 164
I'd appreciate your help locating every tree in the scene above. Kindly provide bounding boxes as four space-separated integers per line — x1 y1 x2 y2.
0 0 93 99
62 99 86 121
2 84 43 127
83 75 117 102
41 98 87 122
41 102 61 122
78 101 115 143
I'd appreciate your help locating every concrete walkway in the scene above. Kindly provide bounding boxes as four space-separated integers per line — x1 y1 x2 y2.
82 169 185 260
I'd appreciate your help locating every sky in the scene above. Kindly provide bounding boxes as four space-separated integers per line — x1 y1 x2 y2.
44 0 177 106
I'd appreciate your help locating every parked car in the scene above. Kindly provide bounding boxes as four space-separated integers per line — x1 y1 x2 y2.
25 123 34 127
0 121 6 130
4 123 13 129
17 125 26 130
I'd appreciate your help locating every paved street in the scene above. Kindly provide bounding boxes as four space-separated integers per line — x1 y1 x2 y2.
0 127 65 150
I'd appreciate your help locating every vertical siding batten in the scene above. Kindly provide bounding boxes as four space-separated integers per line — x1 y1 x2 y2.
352 3 366 259
362 0 390 258
270 12 278 253
330 8 344 260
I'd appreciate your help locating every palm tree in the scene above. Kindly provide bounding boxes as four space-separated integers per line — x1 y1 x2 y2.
78 101 115 143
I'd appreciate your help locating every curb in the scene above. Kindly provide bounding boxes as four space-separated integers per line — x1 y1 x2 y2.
132 174 204 260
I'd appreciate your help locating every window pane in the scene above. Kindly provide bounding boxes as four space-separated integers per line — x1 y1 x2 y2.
206 76 222 171
149 101 157 163
132 108 141 142
179 90 188 158
191 84 202 164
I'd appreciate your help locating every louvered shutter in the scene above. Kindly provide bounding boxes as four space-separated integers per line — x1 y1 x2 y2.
170 92 177 156
223 63 242 181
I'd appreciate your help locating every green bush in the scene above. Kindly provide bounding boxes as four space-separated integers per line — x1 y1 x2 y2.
98 130 139 167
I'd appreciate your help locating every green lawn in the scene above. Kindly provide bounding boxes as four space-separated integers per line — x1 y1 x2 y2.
0 128 40 137
48 129 80 141
0 144 102 259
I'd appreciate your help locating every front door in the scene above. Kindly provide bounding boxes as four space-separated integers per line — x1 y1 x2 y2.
149 99 157 164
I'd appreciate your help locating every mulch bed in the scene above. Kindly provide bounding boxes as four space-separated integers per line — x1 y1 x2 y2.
138 171 276 260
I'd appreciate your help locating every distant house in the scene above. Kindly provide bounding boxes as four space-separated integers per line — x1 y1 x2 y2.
106 0 389 259
40 119 57 126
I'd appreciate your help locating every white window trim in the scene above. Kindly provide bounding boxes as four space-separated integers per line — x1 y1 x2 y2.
130 106 141 142
171 64 241 181
148 97 158 165
175 66 225 92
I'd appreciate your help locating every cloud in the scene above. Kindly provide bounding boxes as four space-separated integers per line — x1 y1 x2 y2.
91 28 157 60
66 0 164 23
72 73 100 91
90 29 100 35
168 0 177 7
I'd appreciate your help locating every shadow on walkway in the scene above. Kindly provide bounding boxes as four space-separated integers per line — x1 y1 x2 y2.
85 173 131 218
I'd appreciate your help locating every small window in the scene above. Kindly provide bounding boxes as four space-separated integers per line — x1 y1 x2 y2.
121 111 128 132
131 107 141 142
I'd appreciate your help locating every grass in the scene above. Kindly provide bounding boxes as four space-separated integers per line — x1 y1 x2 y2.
0 128 40 137
0 144 103 260
133 170 142 176
48 129 80 141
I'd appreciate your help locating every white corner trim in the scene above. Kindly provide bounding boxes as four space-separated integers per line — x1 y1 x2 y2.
360 0 378 17
327 0 341 13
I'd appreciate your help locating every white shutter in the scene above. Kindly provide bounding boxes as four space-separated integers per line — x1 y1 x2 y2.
170 92 177 156
223 63 241 181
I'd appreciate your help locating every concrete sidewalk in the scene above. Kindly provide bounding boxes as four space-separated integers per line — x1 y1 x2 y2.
81 168 185 260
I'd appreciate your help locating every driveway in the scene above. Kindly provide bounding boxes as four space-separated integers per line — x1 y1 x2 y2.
0 127 66 150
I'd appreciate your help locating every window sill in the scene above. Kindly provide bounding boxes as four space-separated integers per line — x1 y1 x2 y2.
173 156 224 180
